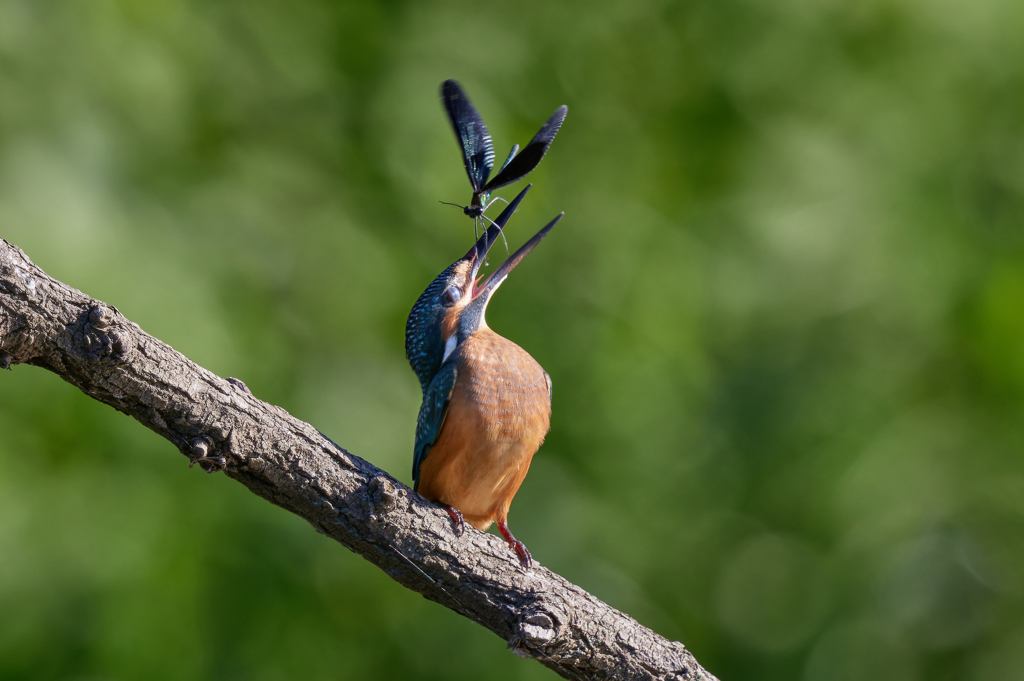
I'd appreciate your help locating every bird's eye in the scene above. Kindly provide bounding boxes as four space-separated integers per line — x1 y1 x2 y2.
442 285 462 305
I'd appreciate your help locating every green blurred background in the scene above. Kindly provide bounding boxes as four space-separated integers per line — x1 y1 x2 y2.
2 0 1024 679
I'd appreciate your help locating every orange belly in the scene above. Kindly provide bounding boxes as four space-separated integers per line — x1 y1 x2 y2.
416 329 551 530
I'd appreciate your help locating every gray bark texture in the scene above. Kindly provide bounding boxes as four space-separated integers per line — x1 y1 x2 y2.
0 237 719 681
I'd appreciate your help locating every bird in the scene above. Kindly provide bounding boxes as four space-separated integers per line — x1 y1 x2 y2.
405 184 562 568
440 79 567 240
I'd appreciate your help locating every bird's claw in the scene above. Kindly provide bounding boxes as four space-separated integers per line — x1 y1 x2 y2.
440 504 465 537
511 540 532 569
498 520 532 569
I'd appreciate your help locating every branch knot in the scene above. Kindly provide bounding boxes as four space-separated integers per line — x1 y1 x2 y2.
368 475 401 512
89 305 113 328
188 436 227 472
81 305 130 363
510 606 565 659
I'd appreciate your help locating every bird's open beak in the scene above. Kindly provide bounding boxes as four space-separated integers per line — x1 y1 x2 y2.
458 182 562 301
472 212 563 300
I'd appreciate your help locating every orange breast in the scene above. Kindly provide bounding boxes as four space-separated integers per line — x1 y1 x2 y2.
416 329 551 531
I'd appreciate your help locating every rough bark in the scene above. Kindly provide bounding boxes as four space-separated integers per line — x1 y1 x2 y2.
0 237 719 681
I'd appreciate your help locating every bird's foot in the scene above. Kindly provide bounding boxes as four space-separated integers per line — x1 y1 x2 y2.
440 503 465 537
498 520 532 569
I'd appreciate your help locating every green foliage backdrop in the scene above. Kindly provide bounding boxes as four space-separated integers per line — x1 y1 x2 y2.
2 1 1024 679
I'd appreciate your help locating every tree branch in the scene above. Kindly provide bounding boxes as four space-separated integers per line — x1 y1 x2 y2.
0 237 718 681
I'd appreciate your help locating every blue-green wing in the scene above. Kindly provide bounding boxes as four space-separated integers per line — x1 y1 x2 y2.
412 361 458 489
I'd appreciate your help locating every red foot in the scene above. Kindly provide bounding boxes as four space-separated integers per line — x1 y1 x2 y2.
498 520 532 569
440 503 465 536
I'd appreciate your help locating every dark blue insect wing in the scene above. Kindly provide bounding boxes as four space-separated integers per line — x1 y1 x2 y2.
482 104 567 192
441 80 495 194
412 361 458 488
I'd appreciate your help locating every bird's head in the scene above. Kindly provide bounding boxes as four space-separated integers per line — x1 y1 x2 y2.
405 185 562 392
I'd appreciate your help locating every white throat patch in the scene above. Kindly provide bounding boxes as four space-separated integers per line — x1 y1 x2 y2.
442 334 458 363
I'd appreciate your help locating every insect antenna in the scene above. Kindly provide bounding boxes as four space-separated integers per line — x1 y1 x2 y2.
439 200 479 239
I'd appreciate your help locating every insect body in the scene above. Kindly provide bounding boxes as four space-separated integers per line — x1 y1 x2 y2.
441 79 567 239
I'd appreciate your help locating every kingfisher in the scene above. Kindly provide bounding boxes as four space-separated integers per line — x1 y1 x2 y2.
405 184 561 568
